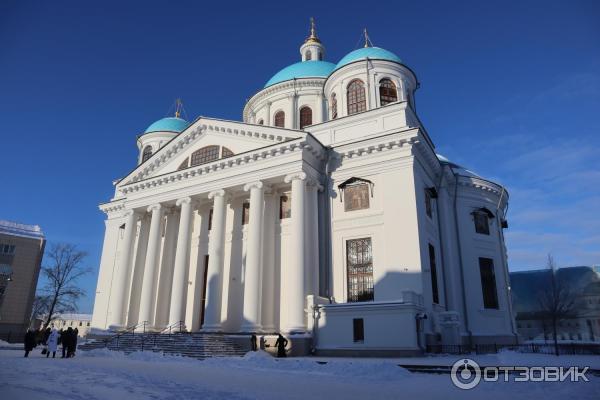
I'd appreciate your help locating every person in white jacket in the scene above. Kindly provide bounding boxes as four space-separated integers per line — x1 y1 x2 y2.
46 328 59 359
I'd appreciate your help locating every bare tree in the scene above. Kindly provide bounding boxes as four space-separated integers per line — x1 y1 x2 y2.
29 295 50 329
537 254 578 355
39 243 90 329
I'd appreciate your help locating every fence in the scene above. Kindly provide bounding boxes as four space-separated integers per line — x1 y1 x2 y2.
426 343 600 355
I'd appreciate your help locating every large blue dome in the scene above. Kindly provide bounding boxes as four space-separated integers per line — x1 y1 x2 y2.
144 117 190 134
335 47 402 71
265 60 336 88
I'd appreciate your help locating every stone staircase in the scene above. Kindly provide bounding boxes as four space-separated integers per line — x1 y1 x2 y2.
79 332 249 359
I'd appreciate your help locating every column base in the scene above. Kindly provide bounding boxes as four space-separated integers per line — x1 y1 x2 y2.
201 324 222 333
108 324 127 332
239 323 263 333
166 322 188 333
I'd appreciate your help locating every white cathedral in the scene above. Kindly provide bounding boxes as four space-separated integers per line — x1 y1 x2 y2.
91 21 517 355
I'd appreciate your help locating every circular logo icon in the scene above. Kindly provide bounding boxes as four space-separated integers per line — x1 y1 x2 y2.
451 358 481 390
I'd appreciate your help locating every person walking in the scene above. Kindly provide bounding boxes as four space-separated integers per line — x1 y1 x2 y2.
59 329 67 358
274 334 288 358
24 329 36 358
250 333 258 351
65 327 76 358
46 328 59 358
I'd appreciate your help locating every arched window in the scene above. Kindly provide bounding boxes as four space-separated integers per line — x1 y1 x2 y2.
379 79 398 106
190 145 220 166
274 111 285 127
142 146 153 163
318 52 322 61
347 79 366 115
221 147 234 158
299 106 312 128
177 158 189 170
257 119 264 125
330 93 338 119
306 50 312 61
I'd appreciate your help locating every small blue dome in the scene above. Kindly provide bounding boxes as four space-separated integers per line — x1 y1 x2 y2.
265 60 336 88
144 117 190 134
335 47 402 71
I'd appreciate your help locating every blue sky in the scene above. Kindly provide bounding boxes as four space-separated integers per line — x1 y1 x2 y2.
1 0 598 313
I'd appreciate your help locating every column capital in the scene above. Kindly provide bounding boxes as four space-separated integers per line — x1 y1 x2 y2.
147 203 162 213
243 181 263 192
123 209 136 218
175 197 193 207
284 172 307 183
208 189 226 199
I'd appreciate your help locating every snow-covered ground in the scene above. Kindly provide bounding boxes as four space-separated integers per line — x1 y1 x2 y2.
0 348 598 399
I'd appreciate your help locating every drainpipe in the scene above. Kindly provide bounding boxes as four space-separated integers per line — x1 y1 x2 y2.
324 148 334 298
494 190 519 343
453 172 473 347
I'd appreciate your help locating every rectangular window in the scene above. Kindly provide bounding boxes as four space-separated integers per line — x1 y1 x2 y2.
428 244 439 304
479 257 499 309
353 318 365 342
279 194 291 219
346 238 374 302
208 209 213 231
474 212 490 235
425 189 432 218
242 202 250 225
343 183 370 212
0 244 15 255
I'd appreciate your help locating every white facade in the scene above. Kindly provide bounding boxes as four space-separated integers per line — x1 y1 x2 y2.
91 23 517 355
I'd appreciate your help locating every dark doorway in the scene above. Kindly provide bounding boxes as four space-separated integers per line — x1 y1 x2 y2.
200 255 209 326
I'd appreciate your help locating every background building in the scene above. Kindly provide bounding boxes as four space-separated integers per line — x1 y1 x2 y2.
0 220 45 342
42 313 92 337
511 266 600 343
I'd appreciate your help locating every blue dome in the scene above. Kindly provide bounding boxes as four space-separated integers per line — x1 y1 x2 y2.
265 60 336 88
335 47 401 71
144 117 190 134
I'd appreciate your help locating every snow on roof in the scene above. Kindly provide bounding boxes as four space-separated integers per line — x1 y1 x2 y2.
0 220 45 240
54 313 92 321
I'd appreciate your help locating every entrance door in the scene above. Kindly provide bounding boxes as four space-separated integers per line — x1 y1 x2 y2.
200 255 209 326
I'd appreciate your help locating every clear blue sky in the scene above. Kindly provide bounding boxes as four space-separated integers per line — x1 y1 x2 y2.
1 0 599 313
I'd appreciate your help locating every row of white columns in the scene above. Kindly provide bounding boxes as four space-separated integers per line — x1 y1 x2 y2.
106 172 317 333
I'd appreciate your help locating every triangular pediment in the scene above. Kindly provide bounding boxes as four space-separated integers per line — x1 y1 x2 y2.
117 117 302 187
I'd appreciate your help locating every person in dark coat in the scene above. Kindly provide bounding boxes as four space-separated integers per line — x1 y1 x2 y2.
24 329 36 357
274 334 288 358
72 328 79 357
65 327 75 358
59 329 67 358
250 334 258 351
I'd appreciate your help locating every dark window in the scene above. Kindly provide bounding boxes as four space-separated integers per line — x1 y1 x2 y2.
274 111 285 127
299 106 312 128
257 119 264 125
330 93 338 119
425 189 432 218
347 79 366 115
429 244 439 304
191 145 220 166
474 212 490 235
242 202 250 225
343 183 370 211
142 146 153 163
353 318 365 342
208 209 213 231
379 78 398 106
306 50 312 60
318 52 322 61
0 244 15 255
279 195 291 219
347 238 374 302
79 321 82 326
178 158 189 170
479 257 499 309
221 147 234 158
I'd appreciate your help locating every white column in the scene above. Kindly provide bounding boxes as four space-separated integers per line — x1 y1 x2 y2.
265 101 272 126
202 190 227 331
261 192 276 331
107 210 137 329
287 94 296 129
241 181 265 331
283 172 307 332
168 197 194 329
154 209 179 329
138 203 163 329
315 92 324 124
306 181 321 297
